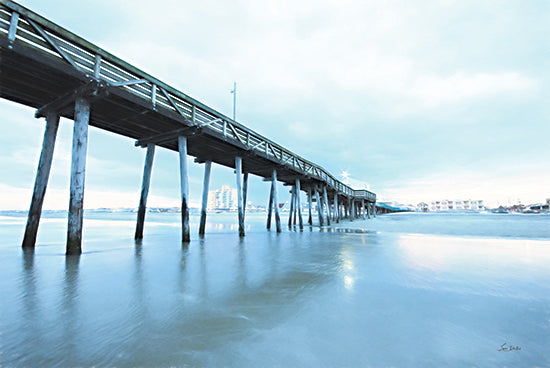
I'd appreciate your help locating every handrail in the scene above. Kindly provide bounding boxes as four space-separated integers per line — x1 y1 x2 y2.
0 0 376 201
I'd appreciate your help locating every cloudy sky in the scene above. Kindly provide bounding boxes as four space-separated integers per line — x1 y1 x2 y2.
1 0 548 210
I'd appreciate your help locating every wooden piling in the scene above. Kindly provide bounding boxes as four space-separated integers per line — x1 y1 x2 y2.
135 144 155 240
288 185 295 229
307 188 313 225
292 185 298 226
323 186 331 226
267 175 274 230
66 98 89 255
198 160 212 236
361 199 365 219
242 172 248 222
178 136 190 242
272 169 281 233
235 157 245 237
366 202 370 219
296 179 303 230
23 111 59 249
334 194 339 223
315 188 324 226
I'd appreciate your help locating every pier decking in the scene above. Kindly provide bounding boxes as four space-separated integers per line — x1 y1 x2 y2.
0 0 376 254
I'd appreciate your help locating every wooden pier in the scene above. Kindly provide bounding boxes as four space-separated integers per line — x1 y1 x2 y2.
0 0 376 254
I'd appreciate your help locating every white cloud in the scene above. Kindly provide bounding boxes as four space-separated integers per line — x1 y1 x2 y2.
407 72 537 108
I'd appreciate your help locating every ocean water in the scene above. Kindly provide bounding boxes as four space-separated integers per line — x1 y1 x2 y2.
0 211 549 367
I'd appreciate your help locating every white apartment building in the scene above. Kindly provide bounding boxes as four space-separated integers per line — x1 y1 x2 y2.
207 185 238 210
430 199 484 212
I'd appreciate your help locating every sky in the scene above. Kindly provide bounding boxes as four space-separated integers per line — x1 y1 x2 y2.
1 0 548 210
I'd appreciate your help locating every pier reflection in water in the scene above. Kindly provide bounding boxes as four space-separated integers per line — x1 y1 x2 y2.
1 212 549 367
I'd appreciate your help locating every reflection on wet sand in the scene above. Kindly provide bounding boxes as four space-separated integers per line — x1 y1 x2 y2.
9 231 347 367
2 212 548 367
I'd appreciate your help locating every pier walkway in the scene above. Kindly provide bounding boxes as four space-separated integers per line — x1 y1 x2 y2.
0 1 376 254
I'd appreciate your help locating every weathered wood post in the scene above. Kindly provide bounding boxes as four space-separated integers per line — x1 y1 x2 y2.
267 175 274 230
323 186 331 226
366 202 370 219
272 169 281 233
288 185 295 229
293 186 298 226
361 199 365 219
307 188 313 225
242 172 249 222
333 193 339 223
350 198 354 222
235 157 245 237
198 161 212 236
373 202 377 217
178 136 190 243
135 144 155 240
66 98 90 254
296 179 303 230
315 188 324 226
22 112 59 249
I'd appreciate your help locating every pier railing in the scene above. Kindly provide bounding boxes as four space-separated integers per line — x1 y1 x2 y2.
0 0 375 201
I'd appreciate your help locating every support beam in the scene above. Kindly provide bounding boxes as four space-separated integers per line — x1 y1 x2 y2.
366 202 371 219
288 185 295 229
235 157 245 237
135 144 155 240
307 188 313 225
272 170 282 233
66 98 90 255
293 185 298 226
296 179 303 230
178 136 190 242
135 127 192 148
323 186 331 226
35 81 106 119
334 194 339 223
22 112 59 249
267 175 274 230
7 12 19 45
242 172 248 222
349 198 354 222
361 199 366 219
198 161 212 236
315 189 324 226
373 203 377 217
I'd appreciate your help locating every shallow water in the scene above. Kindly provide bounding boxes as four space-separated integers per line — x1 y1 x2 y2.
0 212 549 367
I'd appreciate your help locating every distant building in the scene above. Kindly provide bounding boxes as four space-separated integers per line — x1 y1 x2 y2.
207 185 238 210
416 202 429 212
430 199 484 212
